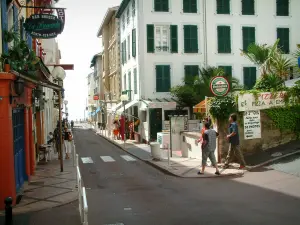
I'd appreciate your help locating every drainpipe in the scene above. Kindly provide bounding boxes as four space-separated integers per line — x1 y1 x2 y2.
203 0 208 67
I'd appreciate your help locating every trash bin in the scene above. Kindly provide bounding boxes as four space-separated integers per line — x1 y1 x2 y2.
150 142 161 160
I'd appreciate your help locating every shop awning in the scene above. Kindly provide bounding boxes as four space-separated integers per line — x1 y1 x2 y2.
193 100 206 113
116 100 138 113
140 98 178 110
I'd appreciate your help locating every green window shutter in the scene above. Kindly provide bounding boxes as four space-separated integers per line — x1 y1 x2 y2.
124 39 127 62
132 29 136 57
154 0 169 12
147 24 154 53
242 27 255 51
156 65 171 92
184 25 198 53
128 71 132 91
242 0 255 15
217 26 231 53
134 68 137 94
170 25 178 53
276 0 289 16
277 28 290 54
128 36 130 59
183 0 197 13
184 65 199 85
243 67 256 90
219 66 232 88
217 0 230 14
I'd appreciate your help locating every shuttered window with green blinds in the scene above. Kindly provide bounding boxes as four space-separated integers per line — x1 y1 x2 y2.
124 39 127 63
132 28 136 57
183 0 197 13
216 0 230 14
277 28 290 54
184 25 198 53
170 25 178 53
154 0 169 12
242 0 255 15
147 24 154 53
133 68 137 94
156 65 171 92
217 26 231 53
128 71 132 100
243 67 256 90
242 27 255 51
184 65 199 85
218 66 232 88
276 0 289 16
121 41 124 65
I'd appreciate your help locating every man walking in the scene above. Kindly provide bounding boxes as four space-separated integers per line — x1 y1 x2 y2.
198 122 220 175
224 113 246 169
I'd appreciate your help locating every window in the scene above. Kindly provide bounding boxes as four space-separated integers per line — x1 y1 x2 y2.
242 27 255 51
132 0 136 17
155 25 169 52
183 0 197 13
128 71 132 99
154 0 169 12
277 28 289 54
219 65 232 87
132 28 136 57
170 25 178 53
127 35 131 59
184 25 198 53
243 67 256 89
217 26 231 53
133 68 138 94
123 74 127 90
156 65 171 92
184 65 199 85
276 0 289 16
127 8 130 24
121 40 127 64
147 24 155 53
216 0 230 14
122 15 125 30
124 39 127 62
242 0 255 15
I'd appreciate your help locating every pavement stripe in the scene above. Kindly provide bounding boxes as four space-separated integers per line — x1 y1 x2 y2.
100 156 116 162
81 157 94 164
120 155 136 162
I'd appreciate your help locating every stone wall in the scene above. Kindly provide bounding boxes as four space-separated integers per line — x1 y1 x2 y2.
218 111 297 158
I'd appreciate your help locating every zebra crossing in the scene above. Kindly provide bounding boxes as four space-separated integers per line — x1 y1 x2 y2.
81 155 137 164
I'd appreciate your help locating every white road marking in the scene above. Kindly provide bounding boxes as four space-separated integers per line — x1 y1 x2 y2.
100 156 116 162
81 157 94 164
120 155 136 162
104 223 124 225
124 207 132 211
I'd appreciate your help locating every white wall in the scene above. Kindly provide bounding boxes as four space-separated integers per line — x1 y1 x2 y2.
206 0 300 83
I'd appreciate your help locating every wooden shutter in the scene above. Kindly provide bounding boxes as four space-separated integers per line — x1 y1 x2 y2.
242 27 255 51
156 65 163 92
184 25 198 53
217 0 230 14
1 0 8 53
242 0 255 15
276 0 289 16
277 28 290 54
162 65 171 92
191 25 198 53
184 25 191 53
124 39 127 62
184 65 199 84
183 0 197 13
162 0 169 11
132 29 136 57
217 26 231 53
170 25 178 53
134 68 137 94
243 67 256 89
147 24 154 53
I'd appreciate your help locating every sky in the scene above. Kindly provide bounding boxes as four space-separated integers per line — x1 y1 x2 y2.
55 0 122 121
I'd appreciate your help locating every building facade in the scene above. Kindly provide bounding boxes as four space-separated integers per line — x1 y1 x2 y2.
115 0 300 142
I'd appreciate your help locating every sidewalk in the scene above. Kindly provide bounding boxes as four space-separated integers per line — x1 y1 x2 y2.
0 148 78 215
95 129 244 178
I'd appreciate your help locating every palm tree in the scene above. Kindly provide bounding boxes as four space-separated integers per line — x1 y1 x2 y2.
270 53 293 79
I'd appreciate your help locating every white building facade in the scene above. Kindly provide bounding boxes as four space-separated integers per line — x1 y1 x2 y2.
116 0 300 142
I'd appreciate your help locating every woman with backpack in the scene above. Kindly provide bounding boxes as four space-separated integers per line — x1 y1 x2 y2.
63 127 73 159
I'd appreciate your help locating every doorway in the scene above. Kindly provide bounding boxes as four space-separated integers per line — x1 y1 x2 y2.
149 108 162 141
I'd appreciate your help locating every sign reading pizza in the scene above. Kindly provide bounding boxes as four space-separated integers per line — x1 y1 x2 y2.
24 14 63 39
210 76 230 97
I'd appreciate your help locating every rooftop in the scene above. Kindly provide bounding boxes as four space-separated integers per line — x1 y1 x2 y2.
97 6 119 37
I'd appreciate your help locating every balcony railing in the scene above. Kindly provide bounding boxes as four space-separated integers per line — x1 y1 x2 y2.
155 46 169 52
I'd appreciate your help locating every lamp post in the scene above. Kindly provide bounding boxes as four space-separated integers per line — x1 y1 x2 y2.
120 94 128 148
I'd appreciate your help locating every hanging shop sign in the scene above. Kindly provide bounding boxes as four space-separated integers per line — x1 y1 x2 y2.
56 8 66 31
210 76 230 97
24 14 63 39
93 95 99 100
243 110 261 140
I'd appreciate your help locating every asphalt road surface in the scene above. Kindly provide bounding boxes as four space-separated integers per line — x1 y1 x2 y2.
268 153 300 177
74 127 300 225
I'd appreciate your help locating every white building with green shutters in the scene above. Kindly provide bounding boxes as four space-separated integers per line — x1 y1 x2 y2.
115 0 300 142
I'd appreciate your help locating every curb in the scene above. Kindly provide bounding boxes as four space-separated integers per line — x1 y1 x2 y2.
246 149 300 171
97 133 244 178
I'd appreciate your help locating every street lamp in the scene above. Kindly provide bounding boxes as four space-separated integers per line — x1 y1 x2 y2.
120 94 128 148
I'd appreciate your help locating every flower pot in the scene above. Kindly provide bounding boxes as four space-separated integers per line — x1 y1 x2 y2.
4 64 10 72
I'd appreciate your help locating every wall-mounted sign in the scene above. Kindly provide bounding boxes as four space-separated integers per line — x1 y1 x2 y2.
148 102 176 109
244 110 261 140
24 14 63 39
93 95 99 100
210 76 230 97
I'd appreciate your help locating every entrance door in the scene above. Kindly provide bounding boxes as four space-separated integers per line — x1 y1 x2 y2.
149 108 162 141
13 108 26 192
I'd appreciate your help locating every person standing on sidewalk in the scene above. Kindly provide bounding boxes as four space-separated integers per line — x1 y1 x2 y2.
224 113 246 169
63 127 73 159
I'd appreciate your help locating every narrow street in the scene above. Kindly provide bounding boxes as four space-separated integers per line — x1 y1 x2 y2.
74 127 300 225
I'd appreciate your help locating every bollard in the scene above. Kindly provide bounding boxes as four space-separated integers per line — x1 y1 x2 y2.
4 197 13 224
